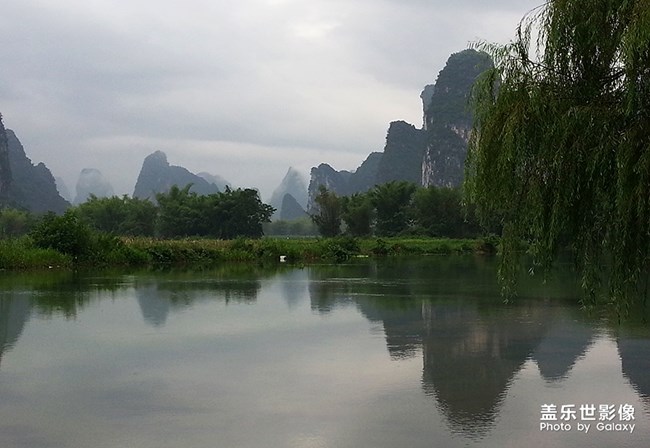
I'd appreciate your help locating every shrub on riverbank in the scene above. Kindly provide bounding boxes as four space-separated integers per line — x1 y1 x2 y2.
0 231 494 270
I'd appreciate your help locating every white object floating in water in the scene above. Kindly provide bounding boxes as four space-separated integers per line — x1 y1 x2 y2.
279 255 287 263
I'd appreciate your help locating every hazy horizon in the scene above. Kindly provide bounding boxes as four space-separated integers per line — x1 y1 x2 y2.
0 0 541 200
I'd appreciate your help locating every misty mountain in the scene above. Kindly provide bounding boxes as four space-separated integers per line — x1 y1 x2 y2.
279 193 307 221
307 49 491 208
133 150 220 200
74 168 114 204
55 176 72 203
197 172 230 191
269 167 308 217
5 129 69 214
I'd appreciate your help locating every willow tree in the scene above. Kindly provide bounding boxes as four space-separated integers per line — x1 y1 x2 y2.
466 0 650 311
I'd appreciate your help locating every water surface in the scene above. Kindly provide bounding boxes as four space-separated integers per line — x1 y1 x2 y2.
0 257 648 447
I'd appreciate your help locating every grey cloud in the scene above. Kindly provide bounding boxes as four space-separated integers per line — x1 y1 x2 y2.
1 0 541 197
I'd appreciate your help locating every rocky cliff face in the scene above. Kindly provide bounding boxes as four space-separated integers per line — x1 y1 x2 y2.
307 153 383 211
308 49 492 204
307 164 353 211
133 150 220 200
376 121 427 185
421 49 492 187
269 167 308 216
0 115 12 199
73 168 114 204
420 84 436 129
421 125 469 188
347 152 383 194
5 129 69 214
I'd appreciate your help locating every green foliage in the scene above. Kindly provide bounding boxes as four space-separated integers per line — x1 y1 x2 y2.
87 233 151 266
206 187 274 239
0 233 490 270
313 183 483 239
466 0 650 309
0 237 71 269
156 185 206 237
155 185 274 239
30 210 93 258
27 210 147 266
341 193 373 237
371 181 417 236
311 185 342 237
0 208 35 237
371 238 390 256
412 187 480 238
76 195 157 236
318 236 361 261
475 235 499 254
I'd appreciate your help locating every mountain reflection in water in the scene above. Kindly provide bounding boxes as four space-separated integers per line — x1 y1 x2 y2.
0 258 649 447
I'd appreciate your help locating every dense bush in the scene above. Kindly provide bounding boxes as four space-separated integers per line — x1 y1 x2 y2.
76 195 157 236
0 208 35 238
0 237 71 269
310 185 342 237
30 211 93 258
155 185 274 238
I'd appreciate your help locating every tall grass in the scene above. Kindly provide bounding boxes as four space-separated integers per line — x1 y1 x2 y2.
0 235 494 270
0 237 71 270
123 236 489 264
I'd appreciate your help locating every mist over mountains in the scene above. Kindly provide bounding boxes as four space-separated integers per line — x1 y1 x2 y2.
0 49 491 215
268 167 309 219
73 168 114 205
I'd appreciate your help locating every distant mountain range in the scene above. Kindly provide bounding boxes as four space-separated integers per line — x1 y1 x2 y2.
0 49 491 216
132 150 223 200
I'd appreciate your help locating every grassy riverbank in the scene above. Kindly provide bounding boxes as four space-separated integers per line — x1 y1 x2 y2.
0 235 496 270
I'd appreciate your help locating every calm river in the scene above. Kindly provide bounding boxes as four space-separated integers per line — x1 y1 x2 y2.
0 256 648 447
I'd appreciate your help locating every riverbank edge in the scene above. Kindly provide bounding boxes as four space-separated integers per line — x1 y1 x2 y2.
0 236 497 270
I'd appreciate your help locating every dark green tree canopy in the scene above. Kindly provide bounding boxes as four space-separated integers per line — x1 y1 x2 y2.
371 181 417 237
310 185 342 237
156 185 273 239
76 194 157 236
341 193 373 237
466 0 650 310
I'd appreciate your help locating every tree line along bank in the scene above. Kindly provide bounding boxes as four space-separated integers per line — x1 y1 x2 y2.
0 181 492 269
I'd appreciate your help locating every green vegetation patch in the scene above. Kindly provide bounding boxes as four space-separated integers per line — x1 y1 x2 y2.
0 237 71 270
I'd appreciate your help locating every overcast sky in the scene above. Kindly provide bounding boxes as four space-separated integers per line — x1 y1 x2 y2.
0 0 541 200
